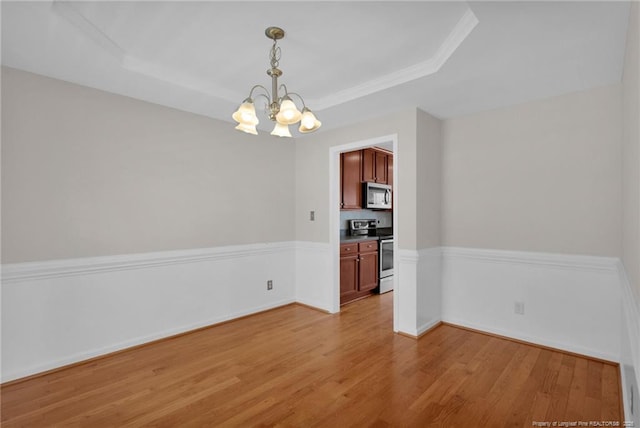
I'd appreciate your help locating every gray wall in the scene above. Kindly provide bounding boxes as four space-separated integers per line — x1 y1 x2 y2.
417 109 443 250
441 84 622 257
2 66 629 263
622 2 640 301
1 67 295 263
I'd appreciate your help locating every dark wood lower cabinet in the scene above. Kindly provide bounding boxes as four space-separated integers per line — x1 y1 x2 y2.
340 254 359 302
340 240 379 305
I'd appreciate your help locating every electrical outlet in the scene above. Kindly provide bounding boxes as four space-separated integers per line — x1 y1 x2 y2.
267 280 273 290
514 301 525 315
310 211 315 221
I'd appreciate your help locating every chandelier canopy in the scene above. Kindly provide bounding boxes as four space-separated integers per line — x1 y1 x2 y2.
231 27 321 137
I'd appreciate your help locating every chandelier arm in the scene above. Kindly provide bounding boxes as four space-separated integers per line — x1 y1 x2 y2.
284 91 308 109
278 84 289 101
254 93 271 108
248 85 271 102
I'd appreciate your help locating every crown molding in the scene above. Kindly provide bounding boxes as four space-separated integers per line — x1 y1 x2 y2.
53 1 478 112
52 0 240 103
309 7 479 110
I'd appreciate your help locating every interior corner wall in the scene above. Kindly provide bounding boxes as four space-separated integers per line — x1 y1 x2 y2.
415 109 443 334
621 2 640 425
622 1 640 305
1 66 295 264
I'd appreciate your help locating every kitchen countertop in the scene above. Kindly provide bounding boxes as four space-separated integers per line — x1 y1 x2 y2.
340 228 393 243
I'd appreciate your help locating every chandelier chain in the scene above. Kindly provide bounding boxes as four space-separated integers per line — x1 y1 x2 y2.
269 39 281 69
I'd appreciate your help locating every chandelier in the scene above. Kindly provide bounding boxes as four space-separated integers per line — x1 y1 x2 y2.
232 27 321 137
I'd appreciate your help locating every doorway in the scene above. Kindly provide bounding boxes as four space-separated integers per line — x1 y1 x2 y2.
329 134 399 332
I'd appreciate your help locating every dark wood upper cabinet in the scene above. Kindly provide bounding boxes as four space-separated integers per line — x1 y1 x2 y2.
362 148 391 185
340 151 362 210
387 153 394 188
362 149 376 183
340 147 393 211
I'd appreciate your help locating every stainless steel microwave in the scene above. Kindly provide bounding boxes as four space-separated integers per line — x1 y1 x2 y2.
364 182 392 210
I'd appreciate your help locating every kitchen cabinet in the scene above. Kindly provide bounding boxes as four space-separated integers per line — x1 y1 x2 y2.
340 240 379 305
340 151 362 210
362 148 391 185
387 153 394 188
340 147 393 210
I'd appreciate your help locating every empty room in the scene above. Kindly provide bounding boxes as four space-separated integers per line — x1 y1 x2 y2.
1 1 639 426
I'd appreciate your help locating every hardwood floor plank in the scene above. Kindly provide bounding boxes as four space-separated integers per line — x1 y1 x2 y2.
1 293 622 427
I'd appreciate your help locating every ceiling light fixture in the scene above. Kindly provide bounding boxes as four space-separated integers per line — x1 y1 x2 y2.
232 27 321 137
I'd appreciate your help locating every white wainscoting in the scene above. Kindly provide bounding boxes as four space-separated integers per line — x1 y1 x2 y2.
441 247 622 362
1 242 297 383
396 249 419 336
619 262 640 426
417 247 442 336
294 241 333 313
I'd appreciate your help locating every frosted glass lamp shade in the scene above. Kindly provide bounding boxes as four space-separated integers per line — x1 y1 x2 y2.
275 97 302 125
298 108 322 133
270 122 292 137
235 122 258 135
232 100 259 126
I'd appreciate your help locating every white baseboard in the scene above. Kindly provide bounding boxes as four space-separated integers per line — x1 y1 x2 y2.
1 242 297 383
441 247 621 363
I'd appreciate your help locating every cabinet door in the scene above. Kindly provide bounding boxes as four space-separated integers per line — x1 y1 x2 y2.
375 152 388 184
387 154 393 188
340 254 359 302
341 151 362 209
361 149 375 183
358 251 379 292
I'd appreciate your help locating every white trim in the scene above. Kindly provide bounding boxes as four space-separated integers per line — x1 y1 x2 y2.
618 261 640 424
53 1 478 111
445 317 618 363
310 8 479 110
52 0 239 103
441 246 619 272
397 249 420 263
328 134 399 322
618 262 640 368
416 318 441 337
1 242 295 283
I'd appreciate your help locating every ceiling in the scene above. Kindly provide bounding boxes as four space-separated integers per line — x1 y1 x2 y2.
1 1 631 135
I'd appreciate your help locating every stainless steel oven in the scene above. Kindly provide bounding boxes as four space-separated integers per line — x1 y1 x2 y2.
379 237 393 293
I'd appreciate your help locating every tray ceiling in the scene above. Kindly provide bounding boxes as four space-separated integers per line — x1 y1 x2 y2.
1 1 631 133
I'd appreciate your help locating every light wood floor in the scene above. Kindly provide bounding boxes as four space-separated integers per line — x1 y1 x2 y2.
1 293 622 427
